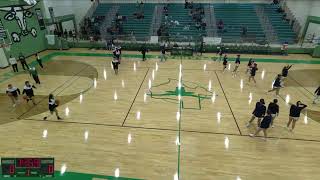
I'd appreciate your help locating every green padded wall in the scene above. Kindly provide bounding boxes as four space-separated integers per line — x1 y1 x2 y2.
312 46 320 58
0 0 47 58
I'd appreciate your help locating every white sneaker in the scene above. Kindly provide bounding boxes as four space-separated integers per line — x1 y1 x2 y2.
246 123 251 128
12 104 16 107
249 134 254 137
272 125 275 128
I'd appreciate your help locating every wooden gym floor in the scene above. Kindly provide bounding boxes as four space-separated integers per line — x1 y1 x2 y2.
0 49 320 180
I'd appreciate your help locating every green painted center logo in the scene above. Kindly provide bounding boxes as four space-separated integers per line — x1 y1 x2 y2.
147 78 215 110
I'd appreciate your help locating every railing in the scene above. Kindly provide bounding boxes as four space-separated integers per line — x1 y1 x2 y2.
282 1 301 38
150 5 163 36
79 1 99 27
100 6 120 40
255 5 278 44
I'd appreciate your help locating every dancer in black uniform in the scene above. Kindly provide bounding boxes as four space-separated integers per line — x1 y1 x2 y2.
222 54 228 72
267 99 279 128
6 84 20 107
232 54 241 76
246 58 254 74
281 65 292 79
267 74 283 96
246 99 266 127
248 63 258 84
249 110 272 140
43 94 62 120
22 81 36 105
112 56 120 75
287 101 307 131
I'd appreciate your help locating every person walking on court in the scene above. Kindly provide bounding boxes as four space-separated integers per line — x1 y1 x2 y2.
287 101 307 131
246 98 266 127
140 44 148 61
112 56 120 75
43 94 62 120
267 99 279 128
18 53 29 70
29 67 41 84
249 110 272 140
35 53 43 68
6 84 20 107
232 54 241 76
217 47 224 61
22 81 36 105
267 74 283 96
246 58 254 74
248 63 258 84
281 65 292 79
313 86 320 104
222 54 228 72
8 55 18 72
160 46 166 62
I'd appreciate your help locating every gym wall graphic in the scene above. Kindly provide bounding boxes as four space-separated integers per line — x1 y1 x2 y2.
0 1 40 43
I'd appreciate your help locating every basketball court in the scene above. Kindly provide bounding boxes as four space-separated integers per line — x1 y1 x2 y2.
0 49 320 179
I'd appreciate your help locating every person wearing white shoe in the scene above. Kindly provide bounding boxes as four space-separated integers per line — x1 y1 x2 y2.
247 99 266 127
249 110 272 140
6 84 21 107
267 74 283 96
267 99 279 128
287 101 307 131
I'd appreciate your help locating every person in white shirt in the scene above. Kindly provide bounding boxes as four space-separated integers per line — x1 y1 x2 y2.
6 84 20 107
8 55 18 72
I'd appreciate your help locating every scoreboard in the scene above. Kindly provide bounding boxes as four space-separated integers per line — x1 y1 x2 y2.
1 158 54 178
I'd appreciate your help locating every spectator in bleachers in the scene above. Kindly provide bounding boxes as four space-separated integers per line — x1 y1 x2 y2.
217 19 224 31
241 26 247 37
271 0 279 5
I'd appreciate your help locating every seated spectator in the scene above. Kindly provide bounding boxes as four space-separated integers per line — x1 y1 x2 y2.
217 19 224 30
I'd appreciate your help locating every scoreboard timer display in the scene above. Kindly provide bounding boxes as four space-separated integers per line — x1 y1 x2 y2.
1 158 54 177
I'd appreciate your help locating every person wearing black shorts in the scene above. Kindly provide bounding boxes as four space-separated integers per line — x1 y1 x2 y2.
246 98 266 127
22 81 36 105
232 54 241 76
6 84 20 107
222 54 228 72
246 58 254 74
43 94 62 120
312 86 320 104
267 99 279 128
287 101 307 131
112 57 120 75
281 65 292 79
248 63 258 84
268 74 283 96
249 110 272 140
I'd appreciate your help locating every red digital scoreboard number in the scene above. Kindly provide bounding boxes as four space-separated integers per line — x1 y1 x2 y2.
1 158 54 177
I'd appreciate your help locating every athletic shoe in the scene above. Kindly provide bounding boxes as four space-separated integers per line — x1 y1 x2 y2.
57 117 62 120
272 125 275 128
43 117 47 120
249 134 254 137
246 123 251 128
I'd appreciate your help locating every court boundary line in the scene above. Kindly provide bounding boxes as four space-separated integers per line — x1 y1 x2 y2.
121 68 150 126
16 65 90 120
214 71 243 135
19 118 320 143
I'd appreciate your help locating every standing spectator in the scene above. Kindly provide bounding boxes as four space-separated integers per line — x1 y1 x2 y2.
64 29 68 39
281 41 289 56
8 55 18 72
287 101 307 131
222 54 228 72
35 53 43 68
140 44 148 61
160 46 166 62
18 53 29 70
313 86 320 104
72 30 77 41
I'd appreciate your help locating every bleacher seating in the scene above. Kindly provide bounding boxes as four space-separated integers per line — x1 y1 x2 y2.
162 4 206 42
88 3 297 44
213 3 265 43
263 4 296 44
117 3 155 41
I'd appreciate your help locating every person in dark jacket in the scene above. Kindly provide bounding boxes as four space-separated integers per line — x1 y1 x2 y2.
267 74 283 96
249 110 272 140
247 99 266 127
232 54 241 76
281 65 292 78
267 99 279 128
18 53 29 70
140 44 148 61
287 101 307 131
43 94 62 120
313 86 320 104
